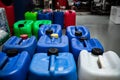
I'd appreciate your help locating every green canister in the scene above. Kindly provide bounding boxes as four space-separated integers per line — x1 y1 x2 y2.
33 20 52 39
14 20 34 37
25 11 38 21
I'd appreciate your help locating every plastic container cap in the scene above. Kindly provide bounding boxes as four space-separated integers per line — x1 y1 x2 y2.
51 34 58 38
48 48 58 56
75 31 82 36
92 48 103 56
20 34 28 39
46 30 53 35
6 49 18 57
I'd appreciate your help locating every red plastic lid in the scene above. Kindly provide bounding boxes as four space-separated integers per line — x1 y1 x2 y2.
20 34 28 39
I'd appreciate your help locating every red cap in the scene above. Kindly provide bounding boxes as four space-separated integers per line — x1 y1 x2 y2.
20 34 28 39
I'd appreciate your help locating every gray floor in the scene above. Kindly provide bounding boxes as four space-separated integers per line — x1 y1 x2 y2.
76 15 120 57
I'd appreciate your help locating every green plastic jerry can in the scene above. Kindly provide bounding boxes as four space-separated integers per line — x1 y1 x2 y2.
14 20 34 37
25 11 38 21
33 20 52 39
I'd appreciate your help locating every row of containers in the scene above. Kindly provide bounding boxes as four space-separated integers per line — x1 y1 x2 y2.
24 9 76 29
0 25 120 80
13 19 75 39
0 0 76 35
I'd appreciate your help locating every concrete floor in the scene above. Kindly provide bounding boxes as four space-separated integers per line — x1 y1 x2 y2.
76 15 120 56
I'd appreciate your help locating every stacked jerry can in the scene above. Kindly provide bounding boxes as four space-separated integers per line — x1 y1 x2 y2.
14 20 33 37
53 10 64 28
64 10 76 28
2 35 37 57
37 24 68 52
66 25 104 63
71 38 104 62
38 24 62 38
29 48 77 80
33 20 52 39
66 26 90 41
0 51 30 80
37 35 69 53
38 11 53 21
25 11 38 21
0 35 37 80
78 50 120 80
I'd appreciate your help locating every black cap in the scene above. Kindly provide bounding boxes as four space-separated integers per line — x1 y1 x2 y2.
48 48 58 56
75 31 82 36
18 24 24 28
46 30 53 35
91 48 103 56
6 49 18 57
39 24 43 27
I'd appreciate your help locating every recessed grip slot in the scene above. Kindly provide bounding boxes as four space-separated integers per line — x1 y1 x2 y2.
18 39 23 45
0 58 8 70
97 56 105 69
48 55 56 75
18 24 24 28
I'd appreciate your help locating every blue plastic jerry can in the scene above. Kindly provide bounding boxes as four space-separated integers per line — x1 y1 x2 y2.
71 38 104 63
53 10 64 28
2 36 37 57
38 24 62 38
66 26 90 41
0 50 31 80
37 34 69 53
29 48 77 80
38 11 53 21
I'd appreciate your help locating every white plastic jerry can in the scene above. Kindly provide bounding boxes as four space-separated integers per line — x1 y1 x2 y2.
78 49 120 80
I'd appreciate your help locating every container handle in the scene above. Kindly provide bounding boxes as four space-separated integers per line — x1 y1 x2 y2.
48 48 58 75
49 55 56 75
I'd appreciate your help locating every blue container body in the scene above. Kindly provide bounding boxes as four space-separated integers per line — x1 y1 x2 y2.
14 0 33 21
38 24 62 38
0 51 30 80
66 26 90 41
71 38 104 62
0 53 8 69
38 11 53 21
53 11 64 28
2 36 37 57
37 35 69 53
29 52 77 80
